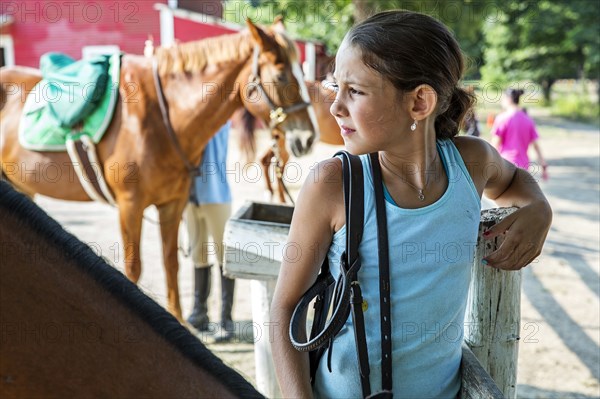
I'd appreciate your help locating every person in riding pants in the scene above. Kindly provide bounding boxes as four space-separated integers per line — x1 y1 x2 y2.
185 121 235 340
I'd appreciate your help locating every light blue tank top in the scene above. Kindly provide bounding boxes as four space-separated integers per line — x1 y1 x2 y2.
191 121 232 205
314 139 481 398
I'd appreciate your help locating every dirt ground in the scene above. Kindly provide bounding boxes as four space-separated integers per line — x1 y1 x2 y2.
33 113 599 398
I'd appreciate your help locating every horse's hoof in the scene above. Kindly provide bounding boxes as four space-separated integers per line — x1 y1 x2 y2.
187 314 210 331
213 332 234 343
213 320 235 343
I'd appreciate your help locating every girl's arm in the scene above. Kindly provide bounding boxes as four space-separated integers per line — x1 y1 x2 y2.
270 158 344 397
532 140 547 167
532 140 548 180
455 136 552 270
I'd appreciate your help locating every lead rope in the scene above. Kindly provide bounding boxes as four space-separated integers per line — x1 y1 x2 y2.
270 131 295 205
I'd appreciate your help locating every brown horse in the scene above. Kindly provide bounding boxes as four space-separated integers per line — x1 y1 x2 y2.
0 20 317 321
240 79 343 203
0 182 263 398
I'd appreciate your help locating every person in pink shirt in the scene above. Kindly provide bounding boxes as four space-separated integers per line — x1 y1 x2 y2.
491 89 548 178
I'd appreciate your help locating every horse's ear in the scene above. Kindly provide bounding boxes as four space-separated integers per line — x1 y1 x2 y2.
272 15 286 33
246 18 274 50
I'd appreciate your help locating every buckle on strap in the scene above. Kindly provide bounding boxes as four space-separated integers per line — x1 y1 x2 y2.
269 107 287 126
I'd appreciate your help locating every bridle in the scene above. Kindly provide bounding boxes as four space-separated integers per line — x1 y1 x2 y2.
246 45 312 205
246 45 311 130
269 128 295 205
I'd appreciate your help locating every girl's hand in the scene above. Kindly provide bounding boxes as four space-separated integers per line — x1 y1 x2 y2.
542 164 549 181
482 201 552 270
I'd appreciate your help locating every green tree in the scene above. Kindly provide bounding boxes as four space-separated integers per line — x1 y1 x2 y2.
481 0 600 103
224 0 492 75
223 0 354 54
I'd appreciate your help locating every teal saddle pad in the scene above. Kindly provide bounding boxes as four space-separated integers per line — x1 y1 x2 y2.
19 52 121 151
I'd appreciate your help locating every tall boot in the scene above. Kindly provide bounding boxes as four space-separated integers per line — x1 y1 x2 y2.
217 270 236 341
187 266 211 331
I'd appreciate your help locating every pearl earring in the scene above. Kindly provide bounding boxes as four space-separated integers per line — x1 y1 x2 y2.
410 120 418 131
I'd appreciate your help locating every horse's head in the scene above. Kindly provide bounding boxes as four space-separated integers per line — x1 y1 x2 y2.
242 20 318 157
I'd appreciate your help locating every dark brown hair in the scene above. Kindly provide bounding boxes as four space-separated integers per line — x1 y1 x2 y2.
505 88 524 105
345 10 474 139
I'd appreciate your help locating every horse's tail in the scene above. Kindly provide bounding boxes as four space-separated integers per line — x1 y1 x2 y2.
239 109 258 161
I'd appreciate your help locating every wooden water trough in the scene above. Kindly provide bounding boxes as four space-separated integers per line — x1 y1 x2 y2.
224 202 519 398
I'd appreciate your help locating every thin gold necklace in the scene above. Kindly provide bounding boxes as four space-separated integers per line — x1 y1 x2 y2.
379 152 438 201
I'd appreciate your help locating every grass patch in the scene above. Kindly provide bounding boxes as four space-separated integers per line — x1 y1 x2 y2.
551 95 600 125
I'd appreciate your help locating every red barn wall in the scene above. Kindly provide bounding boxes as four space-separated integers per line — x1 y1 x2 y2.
1 0 165 67
174 16 237 43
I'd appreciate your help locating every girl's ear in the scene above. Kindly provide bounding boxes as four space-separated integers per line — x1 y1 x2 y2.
409 85 437 121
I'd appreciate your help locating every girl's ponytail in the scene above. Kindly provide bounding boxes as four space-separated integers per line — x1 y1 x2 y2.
435 86 475 139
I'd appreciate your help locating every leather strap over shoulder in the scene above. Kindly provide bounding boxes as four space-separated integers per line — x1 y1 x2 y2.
369 152 393 393
336 151 373 396
335 150 364 268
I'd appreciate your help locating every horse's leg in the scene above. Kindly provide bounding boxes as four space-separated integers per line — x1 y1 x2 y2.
260 148 275 200
118 202 144 283
277 144 290 204
157 198 187 322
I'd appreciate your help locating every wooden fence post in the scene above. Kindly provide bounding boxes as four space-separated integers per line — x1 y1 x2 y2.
465 207 521 399
250 279 282 398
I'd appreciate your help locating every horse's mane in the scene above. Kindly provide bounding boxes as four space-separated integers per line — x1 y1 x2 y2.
0 181 263 398
272 29 300 64
155 27 299 75
155 32 254 75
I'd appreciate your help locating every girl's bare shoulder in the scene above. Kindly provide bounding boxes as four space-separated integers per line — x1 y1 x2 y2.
453 135 495 166
297 157 345 232
452 135 498 192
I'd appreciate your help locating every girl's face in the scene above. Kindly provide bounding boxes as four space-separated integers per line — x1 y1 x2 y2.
330 42 410 154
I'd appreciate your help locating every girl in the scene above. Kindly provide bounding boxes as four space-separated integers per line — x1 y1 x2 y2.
271 10 551 398
491 89 548 177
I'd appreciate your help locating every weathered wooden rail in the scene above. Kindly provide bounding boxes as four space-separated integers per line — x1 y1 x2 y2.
224 202 519 398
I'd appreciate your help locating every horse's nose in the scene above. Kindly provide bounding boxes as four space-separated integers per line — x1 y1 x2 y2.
288 129 315 157
291 138 304 157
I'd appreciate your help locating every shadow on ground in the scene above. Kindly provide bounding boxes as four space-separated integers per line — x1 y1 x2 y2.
523 267 600 382
518 384 600 399
192 319 258 345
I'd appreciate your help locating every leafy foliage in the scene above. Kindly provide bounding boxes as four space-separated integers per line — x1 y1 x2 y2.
223 0 599 100
223 0 354 53
223 0 492 69
481 0 600 101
